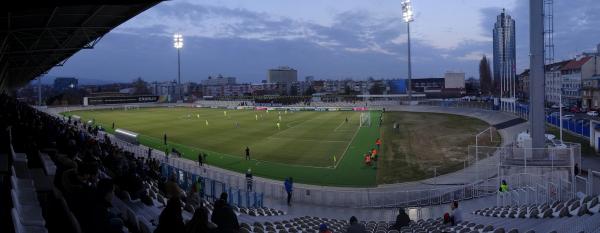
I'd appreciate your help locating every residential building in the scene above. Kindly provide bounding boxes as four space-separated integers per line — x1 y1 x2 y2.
517 69 529 99
443 71 465 89
582 75 600 110
563 56 600 108
201 75 236 86
268 66 297 84
53 77 78 92
544 60 570 105
203 84 251 97
151 80 178 98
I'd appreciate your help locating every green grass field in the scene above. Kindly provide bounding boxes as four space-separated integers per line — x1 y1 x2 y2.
65 107 497 187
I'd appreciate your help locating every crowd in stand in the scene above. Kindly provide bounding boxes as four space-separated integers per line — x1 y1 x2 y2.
0 94 240 233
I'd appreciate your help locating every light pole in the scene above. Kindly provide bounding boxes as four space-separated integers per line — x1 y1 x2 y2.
173 33 183 101
402 0 414 101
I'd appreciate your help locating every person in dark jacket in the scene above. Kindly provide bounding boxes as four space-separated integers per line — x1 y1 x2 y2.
389 208 410 230
211 192 239 233
88 179 124 233
185 204 216 233
284 177 293 206
346 216 366 233
154 197 185 233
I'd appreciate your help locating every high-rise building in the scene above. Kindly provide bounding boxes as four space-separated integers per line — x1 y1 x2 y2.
493 9 516 111
268 66 297 84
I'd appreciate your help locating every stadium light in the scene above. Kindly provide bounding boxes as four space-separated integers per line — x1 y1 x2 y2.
173 33 183 101
401 0 414 101
401 0 414 23
173 33 183 49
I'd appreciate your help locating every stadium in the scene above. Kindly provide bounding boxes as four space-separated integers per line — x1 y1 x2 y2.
2 1 600 233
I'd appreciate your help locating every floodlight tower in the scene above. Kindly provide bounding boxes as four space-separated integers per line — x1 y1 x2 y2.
402 0 414 101
173 33 183 101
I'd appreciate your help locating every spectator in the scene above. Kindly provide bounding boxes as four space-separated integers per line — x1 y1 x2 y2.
285 177 293 206
575 163 580 176
450 201 462 225
211 192 240 233
246 168 253 191
442 213 452 226
88 179 124 233
319 223 332 233
154 197 185 233
499 180 508 192
185 205 216 233
389 208 410 230
346 216 366 233
165 173 184 199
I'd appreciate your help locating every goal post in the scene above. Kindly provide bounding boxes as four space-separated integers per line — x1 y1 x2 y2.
360 111 371 127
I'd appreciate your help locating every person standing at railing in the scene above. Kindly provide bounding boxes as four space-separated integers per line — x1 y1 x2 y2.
285 177 293 206
246 168 253 191
499 180 508 192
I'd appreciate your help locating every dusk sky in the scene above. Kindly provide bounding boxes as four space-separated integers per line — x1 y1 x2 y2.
47 0 600 84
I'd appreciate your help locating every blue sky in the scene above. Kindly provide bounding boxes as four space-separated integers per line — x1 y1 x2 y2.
47 0 600 84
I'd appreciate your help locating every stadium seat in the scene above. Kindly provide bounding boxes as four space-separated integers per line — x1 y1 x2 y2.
11 190 45 226
138 216 153 233
11 208 48 233
125 207 139 232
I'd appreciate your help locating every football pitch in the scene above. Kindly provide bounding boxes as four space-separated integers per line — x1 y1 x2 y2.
66 107 381 186
65 107 497 187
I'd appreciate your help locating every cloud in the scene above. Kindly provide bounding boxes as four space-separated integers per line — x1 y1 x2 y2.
457 51 490 61
49 0 600 83
389 34 408 45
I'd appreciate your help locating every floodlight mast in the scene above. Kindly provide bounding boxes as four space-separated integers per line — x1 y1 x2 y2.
402 0 414 101
173 33 183 101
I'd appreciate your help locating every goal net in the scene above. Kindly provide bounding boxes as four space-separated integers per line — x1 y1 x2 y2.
359 112 371 127
124 105 140 111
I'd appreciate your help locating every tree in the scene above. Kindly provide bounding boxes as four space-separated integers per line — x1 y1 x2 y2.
369 81 385 95
132 77 151 95
479 56 493 96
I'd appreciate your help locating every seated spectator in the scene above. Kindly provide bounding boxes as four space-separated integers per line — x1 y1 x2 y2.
319 223 332 233
186 182 201 208
346 216 366 233
154 197 185 233
184 204 216 233
443 213 452 226
88 179 125 233
61 162 99 221
450 201 463 226
165 173 185 199
389 208 410 230
211 192 239 233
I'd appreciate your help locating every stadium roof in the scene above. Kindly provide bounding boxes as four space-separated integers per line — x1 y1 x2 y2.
0 0 162 91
